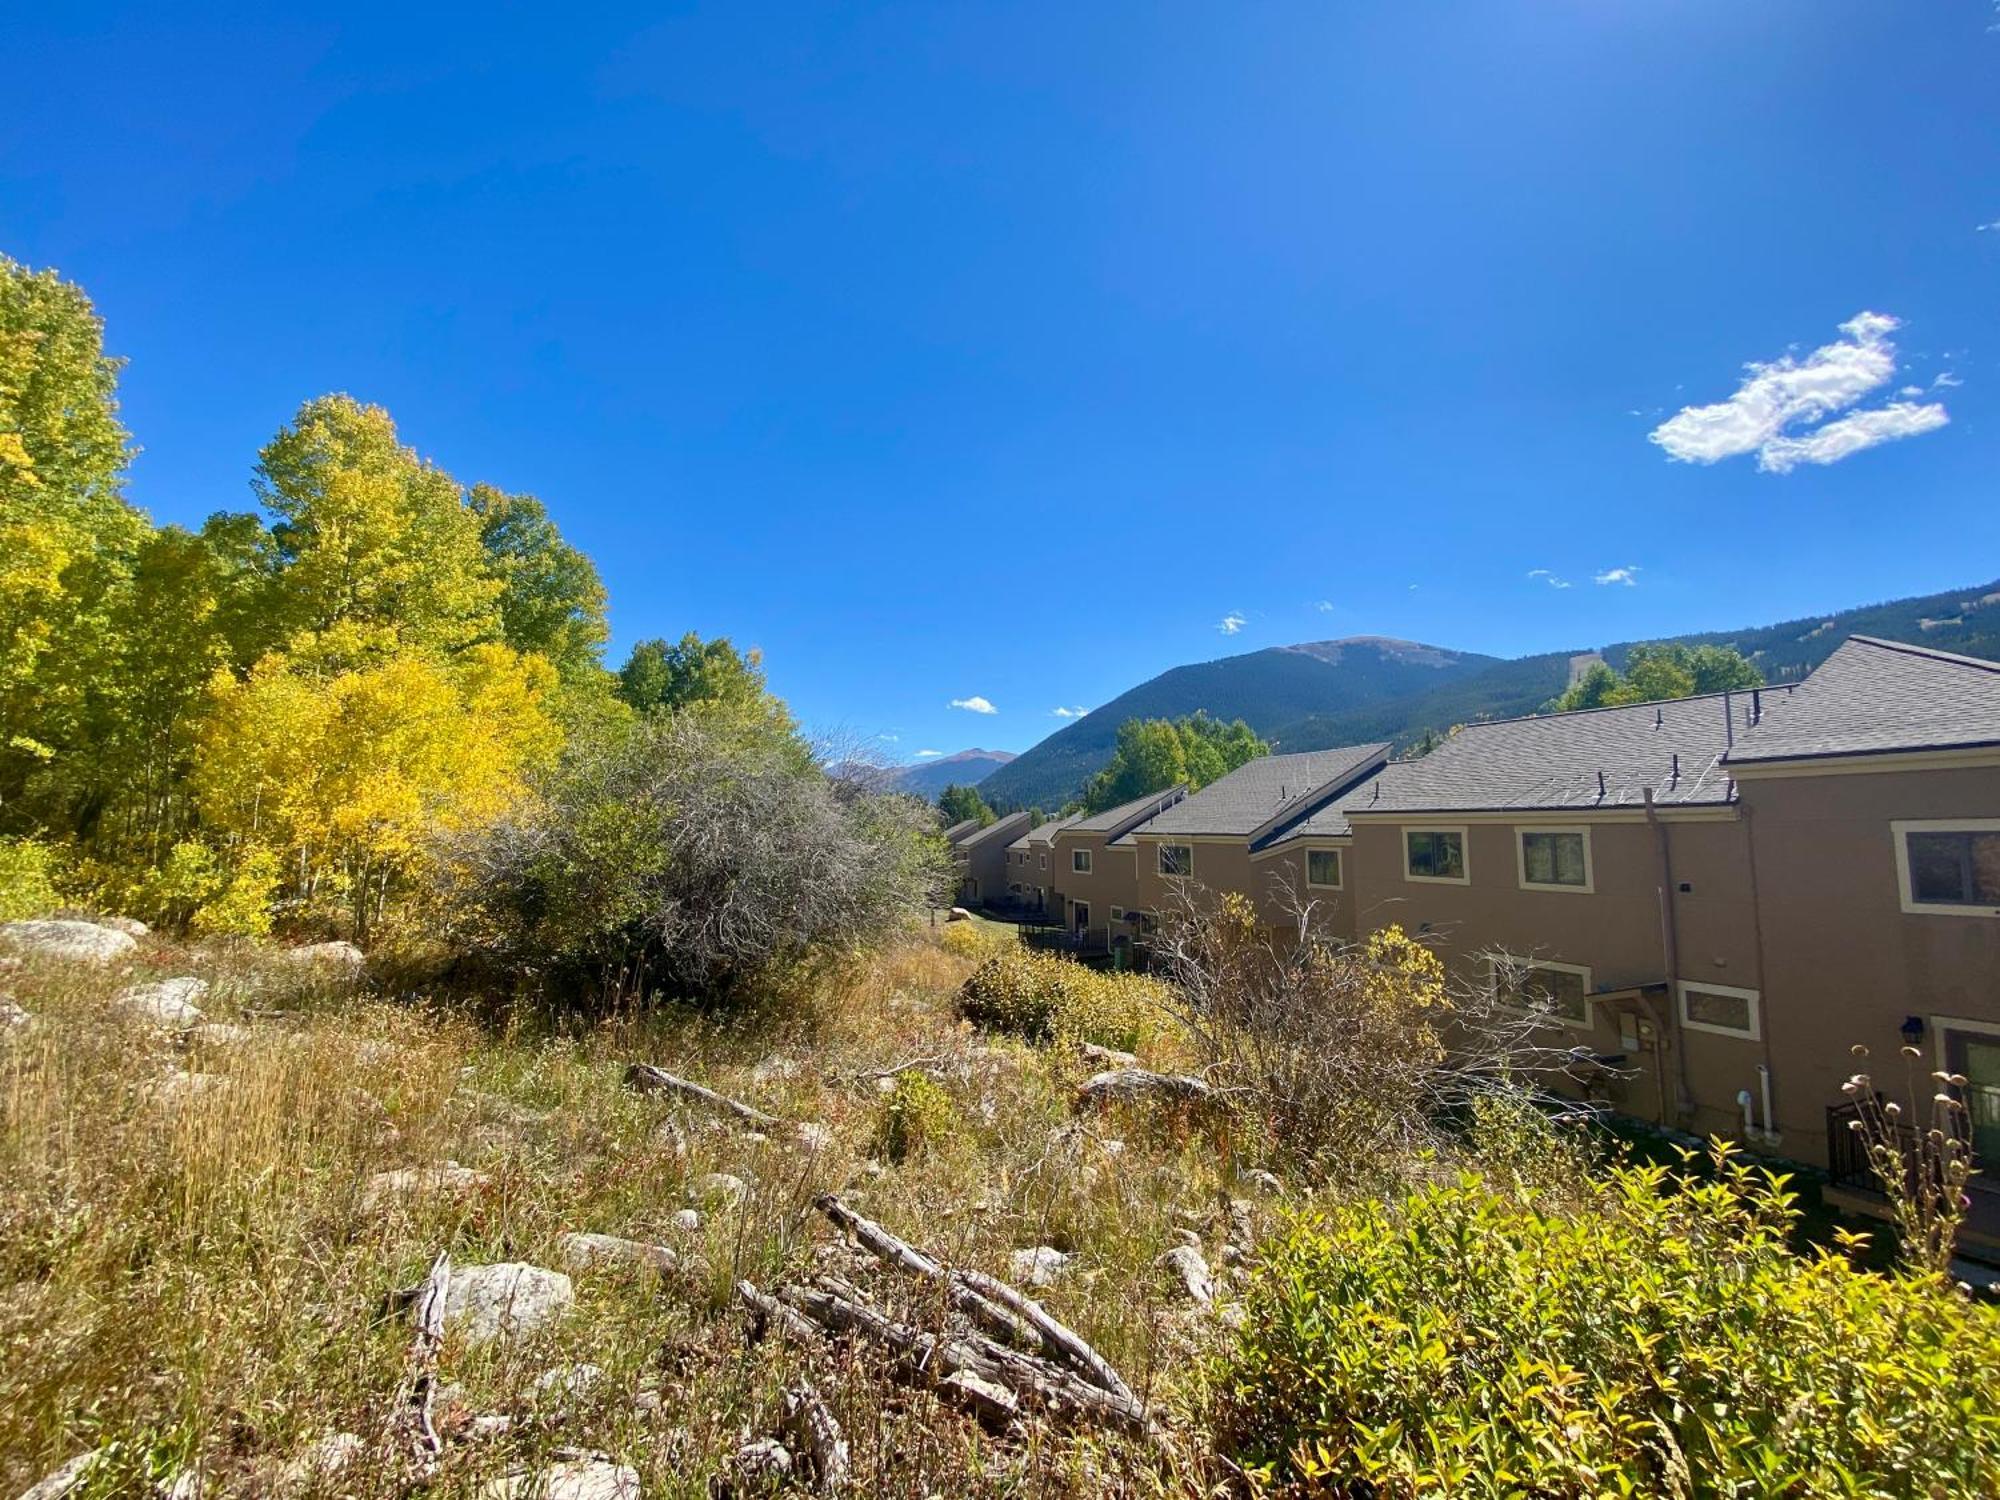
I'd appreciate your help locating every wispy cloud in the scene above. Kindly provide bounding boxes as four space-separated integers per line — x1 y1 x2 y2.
1932 370 1963 390
1527 569 1573 590
1313 600 1335 613
1980 220 2000 232
1649 311 1949 473
1594 566 1640 587
1051 705 1088 719
916 749 942 758
949 695 997 715
1217 612 1246 636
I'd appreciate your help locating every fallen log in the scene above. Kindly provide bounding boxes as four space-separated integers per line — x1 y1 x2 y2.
780 1381 850 1494
623 1064 782 1129
1072 1068 1216 1112
391 1251 451 1462
735 1278 827 1347
778 1279 1153 1438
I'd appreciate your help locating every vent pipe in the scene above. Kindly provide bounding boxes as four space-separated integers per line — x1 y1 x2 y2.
1597 769 1607 800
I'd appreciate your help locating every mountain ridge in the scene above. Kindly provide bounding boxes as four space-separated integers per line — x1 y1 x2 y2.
977 580 2000 811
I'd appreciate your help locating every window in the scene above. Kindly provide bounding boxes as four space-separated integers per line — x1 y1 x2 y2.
1159 843 1193 878
1488 957 1591 1025
1072 848 1092 875
1518 828 1591 892
1306 848 1343 889
1679 981 1760 1040
1405 828 1468 883
1896 820 2000 916
1039 853 1047 871
1110 905 1125 923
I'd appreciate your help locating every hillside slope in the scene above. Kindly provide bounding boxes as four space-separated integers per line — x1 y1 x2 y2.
889 748 1015 799
978 638 1495 809
984 579 2000 809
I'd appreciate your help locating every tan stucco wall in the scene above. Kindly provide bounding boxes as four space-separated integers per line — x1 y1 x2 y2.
1052 831 1145 948
1345 815 1768 1148
1739 762 2000 1163
1129 836 1361 943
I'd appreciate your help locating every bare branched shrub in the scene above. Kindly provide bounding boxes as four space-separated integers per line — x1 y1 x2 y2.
435 714 951 1004
1841 1043 1976 1275
1153 886 1554 1180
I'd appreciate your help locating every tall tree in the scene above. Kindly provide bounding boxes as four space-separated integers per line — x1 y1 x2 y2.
1550 643 1762 713
467 483 609 683
1080 712 1267 813
936 783 996 828
615 632 798 746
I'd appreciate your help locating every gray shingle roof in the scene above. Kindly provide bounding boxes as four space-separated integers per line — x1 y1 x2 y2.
1347 696 1744 814
941 817 982 845
1140 745 1391 839
1010 813 1081 850
1726 635 2000 764
959 811 1032 849
1070 786 1187 835
1260 762 1418 843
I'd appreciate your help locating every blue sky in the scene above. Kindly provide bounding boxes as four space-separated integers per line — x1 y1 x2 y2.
6 3 1997 759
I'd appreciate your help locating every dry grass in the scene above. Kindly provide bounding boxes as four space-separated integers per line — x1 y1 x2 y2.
0 929 1254 1496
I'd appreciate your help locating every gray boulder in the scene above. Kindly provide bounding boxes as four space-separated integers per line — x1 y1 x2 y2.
444 1262 574 1344
478 1458 639 1499
1 919 137 965
113 977 209 1030
557 1232 677 1276
281 940 366 974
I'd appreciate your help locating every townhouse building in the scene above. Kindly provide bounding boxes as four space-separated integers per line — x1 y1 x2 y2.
1046 786 1187 954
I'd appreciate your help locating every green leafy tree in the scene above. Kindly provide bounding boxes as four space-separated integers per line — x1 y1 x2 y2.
467 483 609 683
936 783 996 828
1551 643 1761 712
614 632 799 749
1081 711 1266 813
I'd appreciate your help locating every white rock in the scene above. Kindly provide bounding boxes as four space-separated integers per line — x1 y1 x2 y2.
113 977 209 1029
1172 1227 1203 1250
1158 1244 1215 1305
1080 1042 1139 1069
557 1231 677 1276
533 1362 606 1403
278 1432 363 1487
466 1414 514 1440
750 1053 798 1084
1 920 137 966
694 1172 749 1205
97 915 151 938
1 998 29 1028
153 1070 229 1102
17 1450 108 1500
443 1262 574 1344
1008 1246 1069 1288
670 1208 702 1233
794 1122 834 1151
730 1440 794 1486
188 1022 253 1049
478 1458 640 1499
360 1162 492 1212
281 941 366 974
1245 1169 1285 1198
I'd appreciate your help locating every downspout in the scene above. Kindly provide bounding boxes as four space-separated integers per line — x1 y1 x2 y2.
1740 798 1782 1144
1644 787 1696 1124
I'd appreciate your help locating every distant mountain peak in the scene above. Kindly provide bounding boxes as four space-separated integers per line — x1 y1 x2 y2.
1277 637 1473 669
909 747 1015 768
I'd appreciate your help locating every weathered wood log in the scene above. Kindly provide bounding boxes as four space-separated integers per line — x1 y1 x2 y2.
780 1381 850 1494
735 1278 827 1347
778 1280 1153 1438
392 1251 451 1460
1072 1068 1215 1112
814 1193 1140 1409
623 1064 782 1129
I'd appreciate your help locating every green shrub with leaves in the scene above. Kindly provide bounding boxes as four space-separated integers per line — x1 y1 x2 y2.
0 836 60 920
874 1069 958 1164
1212 1144 2000 1495
956 946 1167 1054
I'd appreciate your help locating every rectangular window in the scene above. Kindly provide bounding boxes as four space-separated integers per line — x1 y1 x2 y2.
1679 981 1761 1040
1039 854 1047 870
1110 905 1125 922
1489 957 1590 1025
1897 821 2000 915
1159 843 1193 878
1405 828 1468 883
1306 848 1342 888
1072 848 1092 875
1518 828 1590 892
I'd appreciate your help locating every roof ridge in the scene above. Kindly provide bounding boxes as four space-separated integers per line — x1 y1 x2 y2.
1441 689 1748 736
1844 634 2000 675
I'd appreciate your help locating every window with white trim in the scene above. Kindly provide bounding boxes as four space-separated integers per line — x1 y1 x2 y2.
1405 828 1467 883
1159 843 1193 878
1306 848 1342 889
1487 956 1590 1025
1110 905 1125 923
1678 981 1760 1040
1896 820 2000 915
1518 828 1590 891
1072 848 1092 875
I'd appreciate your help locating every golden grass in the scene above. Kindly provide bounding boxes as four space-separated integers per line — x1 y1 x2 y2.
0 930 1249 1496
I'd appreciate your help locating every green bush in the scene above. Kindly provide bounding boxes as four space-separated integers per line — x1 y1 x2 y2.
874 1070 958 1164
956 946 1167 1054
0 837 60 920
1212 1146 2000 1495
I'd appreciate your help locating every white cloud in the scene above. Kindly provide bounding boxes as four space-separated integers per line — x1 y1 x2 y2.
1594 566 1640 587
1526 569 1572 590
1756 402 1952 474
1314 600 1335 613
1648 311 1949 472
1981 220 2000 232
949 695 997 715
1933 370 1963 389
1217 612 1246 635
1051 705 1088 719
1898 385 1924 398
916 749 942 758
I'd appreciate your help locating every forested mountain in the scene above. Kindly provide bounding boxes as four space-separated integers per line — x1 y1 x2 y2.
980 583 2000 809
888 748 1015 798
